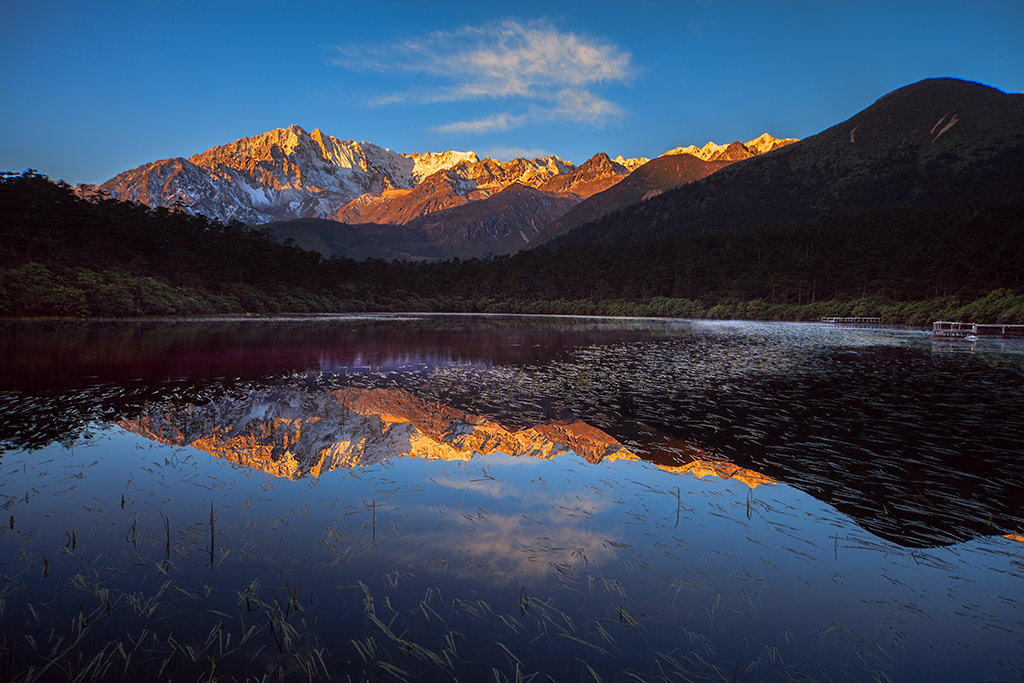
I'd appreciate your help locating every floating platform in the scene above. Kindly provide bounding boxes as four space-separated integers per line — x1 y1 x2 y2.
932 321 1024 338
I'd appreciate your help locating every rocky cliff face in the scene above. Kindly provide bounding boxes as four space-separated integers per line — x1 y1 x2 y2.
456 155 575 190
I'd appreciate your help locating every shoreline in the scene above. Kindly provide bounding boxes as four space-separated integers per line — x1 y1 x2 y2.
0 310 930 328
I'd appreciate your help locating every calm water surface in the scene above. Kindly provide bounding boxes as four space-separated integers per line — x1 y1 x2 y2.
1 315 1022 682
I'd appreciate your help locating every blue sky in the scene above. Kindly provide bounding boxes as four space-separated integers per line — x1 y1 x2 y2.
2 1 1021 184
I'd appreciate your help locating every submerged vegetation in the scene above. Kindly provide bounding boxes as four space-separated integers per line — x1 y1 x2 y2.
2 170 1023 323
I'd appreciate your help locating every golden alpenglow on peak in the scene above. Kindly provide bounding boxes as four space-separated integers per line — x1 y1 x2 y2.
743 132 800 154
663 133 798 161
613 155 650 171
118 386 770 488
410 150 481 182
656 461 774 489
119 387 639 477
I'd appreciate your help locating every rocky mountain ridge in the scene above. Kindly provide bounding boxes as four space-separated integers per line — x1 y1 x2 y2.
537 152 631 197
92 126 412 224
405 183 581 256
83 125 791 231
334 154 580 226
664 133 798 161
88 125 585 226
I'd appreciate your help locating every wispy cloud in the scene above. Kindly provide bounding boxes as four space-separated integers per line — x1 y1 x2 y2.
336 19 633 134
432 112 528 135
484 146 552 161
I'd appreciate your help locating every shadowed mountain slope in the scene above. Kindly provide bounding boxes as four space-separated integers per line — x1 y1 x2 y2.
332 170 478 226
265 183 579 261
537 154 733 243
406 184 580 258
503 78 1024 302
550 78 1024 248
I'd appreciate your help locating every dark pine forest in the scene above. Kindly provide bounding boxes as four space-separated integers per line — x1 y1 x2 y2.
2 169 1022 325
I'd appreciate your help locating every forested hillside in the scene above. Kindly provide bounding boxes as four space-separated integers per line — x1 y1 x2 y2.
2 170 1022 324
0 171 363 315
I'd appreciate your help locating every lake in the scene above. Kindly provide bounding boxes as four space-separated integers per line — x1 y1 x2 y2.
1 314 1022 682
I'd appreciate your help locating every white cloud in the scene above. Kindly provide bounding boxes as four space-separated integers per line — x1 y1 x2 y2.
336 19 632 134
552 89 624 124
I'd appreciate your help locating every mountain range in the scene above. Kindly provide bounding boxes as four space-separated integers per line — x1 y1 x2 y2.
83 128 795 259
5 77 1021 323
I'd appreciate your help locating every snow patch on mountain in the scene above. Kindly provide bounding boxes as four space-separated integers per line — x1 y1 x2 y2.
410 150 480 182
744 132 799 154
613 155 650 171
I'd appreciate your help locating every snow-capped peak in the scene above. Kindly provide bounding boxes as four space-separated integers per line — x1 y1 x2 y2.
613 155 650 171
409 150 480 183
743 133 799 154
92 123 798 229
663 134 798 161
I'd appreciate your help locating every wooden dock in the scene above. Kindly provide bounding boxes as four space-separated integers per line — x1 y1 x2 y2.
932 321 1024 338
821 316 882 324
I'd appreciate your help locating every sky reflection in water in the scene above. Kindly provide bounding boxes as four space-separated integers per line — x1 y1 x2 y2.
1 315 1022 682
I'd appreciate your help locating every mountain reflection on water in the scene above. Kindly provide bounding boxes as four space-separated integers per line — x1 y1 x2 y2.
2 316 1021 549
1 315 1023 682
121 386 774 489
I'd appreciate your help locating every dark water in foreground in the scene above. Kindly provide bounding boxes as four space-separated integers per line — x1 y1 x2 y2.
1 315 1022 682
